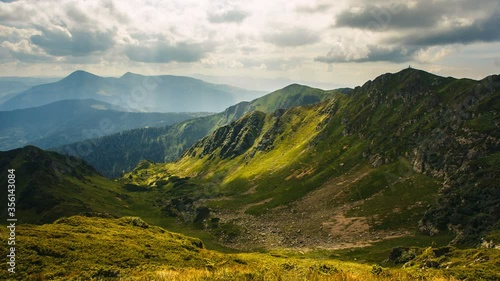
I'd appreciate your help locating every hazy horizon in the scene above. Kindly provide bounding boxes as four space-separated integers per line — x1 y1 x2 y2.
0 69 351 91
1 0 499 90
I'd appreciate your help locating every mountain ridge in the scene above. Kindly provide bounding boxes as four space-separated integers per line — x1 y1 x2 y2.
0 99 205 151
54 84 340 177
0 70 265 112
125 68 499 247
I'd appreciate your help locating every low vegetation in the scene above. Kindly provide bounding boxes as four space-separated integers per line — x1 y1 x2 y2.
3 215 493 281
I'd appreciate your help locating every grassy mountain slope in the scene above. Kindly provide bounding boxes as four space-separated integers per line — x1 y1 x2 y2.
0 99 205 151
0 145 494 280
0 145 237 251
125 68 499 247
0 214 479 281
242 83 336 113
0 70 264 112
0 215 208 280
0 146 160 224
0 69 498 280
56 84 339 177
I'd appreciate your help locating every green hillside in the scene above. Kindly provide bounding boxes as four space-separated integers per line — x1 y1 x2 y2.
56 84 339 177
1 214 490 281
1 69 498 280
0 146 134 223
124 68 499 247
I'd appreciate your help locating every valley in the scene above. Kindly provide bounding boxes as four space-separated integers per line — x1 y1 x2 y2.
0 99 207 151
0 68 498 280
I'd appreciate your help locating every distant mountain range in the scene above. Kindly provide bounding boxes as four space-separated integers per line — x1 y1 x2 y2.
0 77 60 104
54 84 343 177
0 99 206 151
0 70 265 112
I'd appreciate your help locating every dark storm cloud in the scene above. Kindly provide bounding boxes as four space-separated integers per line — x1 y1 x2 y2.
263 27 320 47
386 15 500 46
208 9 249 23
317 0 500 63
30 27 115 56
334 0 500 44
125 41 212 63
9 50 55 62
335 1 446 30
315 45 414 63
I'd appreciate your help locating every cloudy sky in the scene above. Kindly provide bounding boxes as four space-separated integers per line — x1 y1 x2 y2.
0 0 499 90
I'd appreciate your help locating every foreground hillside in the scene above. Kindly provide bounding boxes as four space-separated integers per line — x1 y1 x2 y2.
124 68 499 248
0 146 137 223
2 215 493 281
56 84 340 177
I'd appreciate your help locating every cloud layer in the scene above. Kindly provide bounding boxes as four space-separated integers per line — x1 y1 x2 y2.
0 0 498 87
125 41 212 63
327 0 500 63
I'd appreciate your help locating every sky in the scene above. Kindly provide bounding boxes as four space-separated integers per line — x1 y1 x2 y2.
0 0 499 90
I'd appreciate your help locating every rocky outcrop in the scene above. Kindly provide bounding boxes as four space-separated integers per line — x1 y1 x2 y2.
186 111 267 160
317 69 500 243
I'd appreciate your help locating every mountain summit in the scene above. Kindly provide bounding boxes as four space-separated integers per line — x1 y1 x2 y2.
61 70 100 82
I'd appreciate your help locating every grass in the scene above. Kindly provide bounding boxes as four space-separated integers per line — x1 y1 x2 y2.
0 215 470 281
345 159 442 230
327 234 455 265
0 215 212 280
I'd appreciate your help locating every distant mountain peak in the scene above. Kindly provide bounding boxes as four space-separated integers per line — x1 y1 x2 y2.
282 83 310 90
363 67 447 90
120 72 144 79
62 70 100 82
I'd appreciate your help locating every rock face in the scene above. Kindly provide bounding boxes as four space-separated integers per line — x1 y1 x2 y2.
186 111 267 159
330 70 500 243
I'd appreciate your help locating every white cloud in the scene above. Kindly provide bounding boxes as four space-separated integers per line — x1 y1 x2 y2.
262 27 321 47
125 41 213 63
0 0 497 87
208 8 249 23
414 46 455 63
